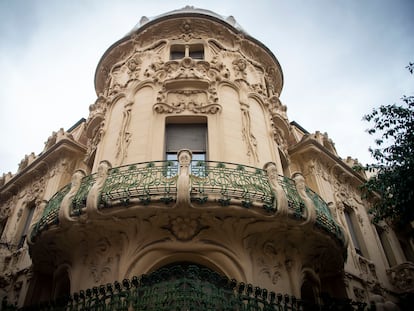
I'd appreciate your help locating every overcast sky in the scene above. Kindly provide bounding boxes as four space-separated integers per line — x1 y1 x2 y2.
0 0 413 174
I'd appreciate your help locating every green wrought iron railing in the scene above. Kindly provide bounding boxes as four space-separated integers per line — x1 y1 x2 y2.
30 160 344 245
189 161 273 208
100 161 178 207
3 264 374 311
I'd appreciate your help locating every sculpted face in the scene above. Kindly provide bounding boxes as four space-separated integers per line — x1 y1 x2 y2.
178 150 192 165
265 163 278 180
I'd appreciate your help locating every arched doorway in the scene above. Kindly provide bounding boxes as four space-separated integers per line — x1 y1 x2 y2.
133 263 235 310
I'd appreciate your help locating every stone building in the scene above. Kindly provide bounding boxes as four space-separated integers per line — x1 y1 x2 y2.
0 6 412 310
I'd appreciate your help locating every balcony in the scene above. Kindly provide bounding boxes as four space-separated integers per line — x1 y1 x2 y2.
387 262 414 293
30 159 345 247
2 264 372 311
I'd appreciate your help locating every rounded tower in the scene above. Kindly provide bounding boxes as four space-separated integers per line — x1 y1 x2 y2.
26 7 348 309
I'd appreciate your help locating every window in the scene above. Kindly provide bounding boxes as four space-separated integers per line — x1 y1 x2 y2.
376 226 397 267
165 122 207 175
400 239 414 262
170 45 185 60
166 123 207 160
170 44 204 60
344 207 367 257
18 203 35 248
0 218 7 238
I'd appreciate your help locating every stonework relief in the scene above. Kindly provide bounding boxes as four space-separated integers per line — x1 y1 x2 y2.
253 239 302 294
165 215 208 241
59 170 86 227
80 237 116 284
115 99 133 164
258 241 284 285
0 197 16 221
154 89 221 114
105 42 166 97
175 149 192 208
272 127 289 158
237 80 259 164
86 160 112 218
264 162 288 215
292 173 317 226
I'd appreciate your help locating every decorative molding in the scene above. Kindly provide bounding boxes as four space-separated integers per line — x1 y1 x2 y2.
175 150 192 208
166 216 208 241
154 89 221 114
237 79 259 164
264 162 288 215
292 173 316 226
86 160 112 217
81 237 114 284
115 99 133 164
59 170 86 227
387 262 414 293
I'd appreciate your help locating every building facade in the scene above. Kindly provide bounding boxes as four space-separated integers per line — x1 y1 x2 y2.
0 7 412 310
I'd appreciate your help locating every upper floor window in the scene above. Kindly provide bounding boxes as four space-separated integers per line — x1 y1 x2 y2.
170 44 204 60
17 202 35 248
344 207 368 258
165 123 207 162
376 226 397 267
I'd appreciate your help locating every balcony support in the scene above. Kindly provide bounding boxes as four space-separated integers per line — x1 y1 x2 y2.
59 170 86 227
264 162 288 216
86 160 112 218
175 149 192 208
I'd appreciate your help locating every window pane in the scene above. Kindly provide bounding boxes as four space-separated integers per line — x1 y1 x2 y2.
170 51 185 60
166 124 207 153
189 51 204 59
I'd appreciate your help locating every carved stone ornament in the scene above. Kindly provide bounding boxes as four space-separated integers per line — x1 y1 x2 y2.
257 241 284 285
59 170 86 227
263 162 288 215
115 98 133 164
169 216 202 241
86 160 112 218
154 89 221 114
81 237 114 284
175 149 192 208
292 173 317 226
353 287 366 302
387 262 414 292
21 177 45 204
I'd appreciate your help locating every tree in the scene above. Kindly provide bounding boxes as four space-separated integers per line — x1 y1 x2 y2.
361 63 414 227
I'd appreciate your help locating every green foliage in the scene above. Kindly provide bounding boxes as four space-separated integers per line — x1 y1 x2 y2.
361 63 414 226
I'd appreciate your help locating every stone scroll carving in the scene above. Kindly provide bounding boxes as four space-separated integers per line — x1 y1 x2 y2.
154 89 221 114
59 170 86 227
115 97 133 165
86 160 112 218
237 80 259 164
292 172 317 226
264 162 288 216
174 149 192 208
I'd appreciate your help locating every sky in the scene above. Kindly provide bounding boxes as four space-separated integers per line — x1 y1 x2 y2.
0 0 413 174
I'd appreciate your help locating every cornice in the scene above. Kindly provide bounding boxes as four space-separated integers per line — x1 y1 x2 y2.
94 11 283 97
289 136 366 185
0 139 86 202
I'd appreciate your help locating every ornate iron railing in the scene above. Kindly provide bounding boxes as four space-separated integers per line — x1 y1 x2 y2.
3 264 374 311
190 161 273 208
306 188 346 242
30 160 345 245
100 161 178 207
33 184 71 235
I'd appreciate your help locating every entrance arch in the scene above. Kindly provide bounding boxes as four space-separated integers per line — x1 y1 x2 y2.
133 263 236 310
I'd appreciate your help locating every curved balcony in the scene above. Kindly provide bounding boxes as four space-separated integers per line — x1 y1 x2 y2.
2 264 371 311
30 160 346 246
